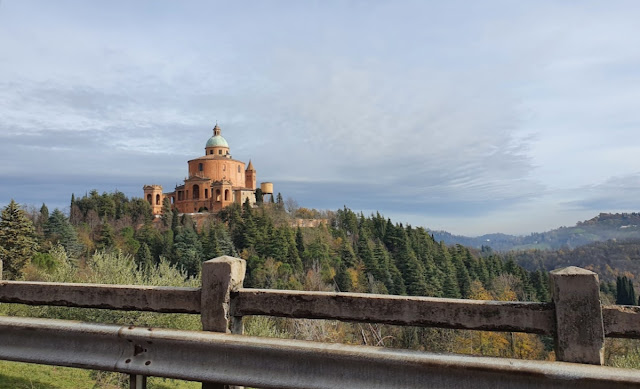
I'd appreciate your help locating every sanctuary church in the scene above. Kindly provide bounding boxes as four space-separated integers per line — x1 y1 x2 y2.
143 124 273 215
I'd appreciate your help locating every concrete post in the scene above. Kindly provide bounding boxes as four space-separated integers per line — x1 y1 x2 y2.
550 266 604 365
201 256 246 389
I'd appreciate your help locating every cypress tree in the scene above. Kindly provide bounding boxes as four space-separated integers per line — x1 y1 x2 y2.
255 188 263 205
37 203 49 233
629 278 637 306
161 198 173 227
295 227 305 254
171 208 180 233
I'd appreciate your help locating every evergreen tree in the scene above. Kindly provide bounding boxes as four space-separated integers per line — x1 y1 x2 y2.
37 203 49 233
531 269 550 302
135 242 153 272
96 221 115 251
46 209 82 256
161 198 173 227
255 188 263 205
615 276 636 305
173 227 204 276
171 208 180 233
295 227 305 254
452 253 472 298
276 192 284 208
0 200 38 278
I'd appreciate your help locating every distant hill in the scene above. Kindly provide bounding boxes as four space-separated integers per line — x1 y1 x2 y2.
510 238 640 282
430 213 640 252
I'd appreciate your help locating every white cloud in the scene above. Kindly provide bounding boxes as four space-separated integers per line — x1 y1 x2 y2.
1 1 640 235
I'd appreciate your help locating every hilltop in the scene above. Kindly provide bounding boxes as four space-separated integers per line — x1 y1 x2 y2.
430 213 640 252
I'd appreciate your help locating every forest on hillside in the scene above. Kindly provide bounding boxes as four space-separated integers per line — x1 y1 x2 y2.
1 191 640 379
432 212 640 251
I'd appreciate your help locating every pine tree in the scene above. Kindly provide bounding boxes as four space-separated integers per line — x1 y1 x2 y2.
96 221 115 251
173 227 204 276
0 200 38 278
135 242 153 271
46 209 82 256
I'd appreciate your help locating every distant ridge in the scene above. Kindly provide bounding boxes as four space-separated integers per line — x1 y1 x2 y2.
429 212 640 252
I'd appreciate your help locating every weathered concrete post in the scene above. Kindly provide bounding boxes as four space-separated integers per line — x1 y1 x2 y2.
201 256 246 389
550 266 604 365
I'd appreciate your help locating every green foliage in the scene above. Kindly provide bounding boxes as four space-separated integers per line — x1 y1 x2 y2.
616 276 637 305
0 200 38 278
45 209 83 256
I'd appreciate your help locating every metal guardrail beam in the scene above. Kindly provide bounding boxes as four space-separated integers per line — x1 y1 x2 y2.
233 289 556 334
0 316 638 389
0 281 201 313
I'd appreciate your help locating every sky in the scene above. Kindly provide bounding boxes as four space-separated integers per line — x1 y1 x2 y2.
1 1 640 236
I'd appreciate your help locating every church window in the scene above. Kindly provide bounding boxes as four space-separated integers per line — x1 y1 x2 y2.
218 150 222 155
155 194 160 205
204 188 208 198
198 163 203 172
216 189 221 201
209 150 213 155
193 185 200 199
238 166 241 173
224 189 230 201
147 194 152 204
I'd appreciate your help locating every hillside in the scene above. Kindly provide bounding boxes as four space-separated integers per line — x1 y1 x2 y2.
510 238 640 283
430 213 640 252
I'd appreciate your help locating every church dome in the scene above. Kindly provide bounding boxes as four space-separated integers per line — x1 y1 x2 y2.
206 124 229 148
206 135 229 148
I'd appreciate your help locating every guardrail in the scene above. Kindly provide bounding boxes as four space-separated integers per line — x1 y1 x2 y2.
1 256 640 388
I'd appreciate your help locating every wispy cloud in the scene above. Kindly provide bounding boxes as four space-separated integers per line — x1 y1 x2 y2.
1 1 639 234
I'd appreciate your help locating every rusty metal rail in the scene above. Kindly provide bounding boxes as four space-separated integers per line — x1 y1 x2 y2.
1 316 639 389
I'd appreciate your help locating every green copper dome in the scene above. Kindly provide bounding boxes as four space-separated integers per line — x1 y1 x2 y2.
206 124 229 148
206 135 229 148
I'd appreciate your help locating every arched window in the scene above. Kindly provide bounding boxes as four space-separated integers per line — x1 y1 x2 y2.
193 184 200 199
238 166 241 173
147 194 152 204
216 189 221 202
198 163 203 172
224 189 230 201
204 188 209 199
171 196 175 204
155 194 160 205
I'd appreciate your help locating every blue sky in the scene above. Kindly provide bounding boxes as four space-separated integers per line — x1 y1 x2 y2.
1 1 640 235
